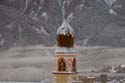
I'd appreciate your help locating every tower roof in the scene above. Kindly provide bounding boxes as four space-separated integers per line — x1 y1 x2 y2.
56 0 74 48
57 0 74 36
57 19 74 36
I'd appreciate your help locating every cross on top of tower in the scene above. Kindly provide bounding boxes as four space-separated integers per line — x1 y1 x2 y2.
63 0 68 19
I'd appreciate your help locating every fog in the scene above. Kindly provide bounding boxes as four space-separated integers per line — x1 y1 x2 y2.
0 45 125 81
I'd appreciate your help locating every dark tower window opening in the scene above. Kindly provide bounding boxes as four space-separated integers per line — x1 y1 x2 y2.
58 58 66 71
72 58 76 72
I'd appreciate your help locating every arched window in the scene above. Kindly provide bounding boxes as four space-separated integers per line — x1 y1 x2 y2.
72 58 76 72
58 58 66 71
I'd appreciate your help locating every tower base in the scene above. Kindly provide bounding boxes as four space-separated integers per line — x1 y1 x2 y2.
53 72 78 83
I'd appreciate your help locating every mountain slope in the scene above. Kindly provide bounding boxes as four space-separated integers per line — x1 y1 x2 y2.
0 0 125 48
0 5 51 48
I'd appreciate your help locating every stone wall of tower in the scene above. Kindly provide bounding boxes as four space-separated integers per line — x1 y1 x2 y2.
53 52 78 83
54 73 78 83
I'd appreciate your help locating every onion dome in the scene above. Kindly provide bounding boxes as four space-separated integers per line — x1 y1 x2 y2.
57 19 74 47
57 0 74 48
57 19 74 36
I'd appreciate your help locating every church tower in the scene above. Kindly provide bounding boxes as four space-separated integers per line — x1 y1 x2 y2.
53 0 78 83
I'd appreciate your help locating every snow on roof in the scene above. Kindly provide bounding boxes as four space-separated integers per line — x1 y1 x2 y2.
55 47 78 53
121 65 125 67
72 81 82 83
95 79 124 83
106 79 122 83
57 19 74 36
87 76 95 79
110 66 117 73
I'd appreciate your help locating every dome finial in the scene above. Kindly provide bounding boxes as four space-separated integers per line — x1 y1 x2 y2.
62 0 68 19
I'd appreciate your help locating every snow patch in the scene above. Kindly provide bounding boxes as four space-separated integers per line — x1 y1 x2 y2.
23 0 30 13
41 12 48 21
18 25 22 40
32 14 39 21
97 0 118 15
40 26 49 36
121 65 125 68
110 66 117 73
38 6 42 10
104 0 117 7
79 4 84 10
32 26 49 36
0 39 4 45
0 34 4 45
67 13 74 23
30 11 35 17
57 19 74 36
107 79 122 83
104 0 117 15
109 9 117 15
5 23 13 29
83 38 89 46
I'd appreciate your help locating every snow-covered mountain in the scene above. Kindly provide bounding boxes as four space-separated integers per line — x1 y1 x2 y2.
0 0 125 48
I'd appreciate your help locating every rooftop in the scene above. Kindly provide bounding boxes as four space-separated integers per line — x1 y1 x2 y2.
57 19 74 36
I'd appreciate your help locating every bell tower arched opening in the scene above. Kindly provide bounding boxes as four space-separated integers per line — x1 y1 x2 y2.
72 58 76 72
58 58 66 71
